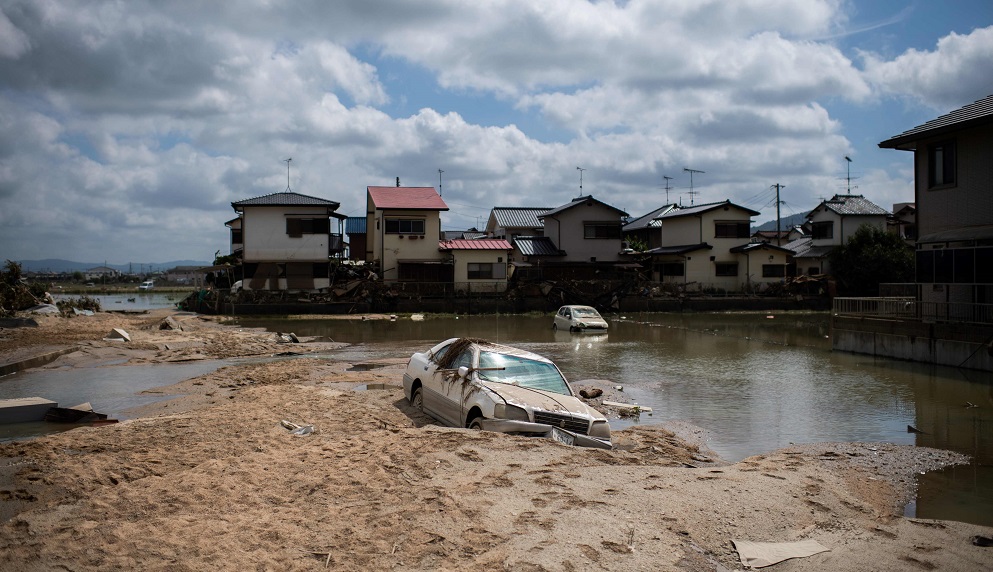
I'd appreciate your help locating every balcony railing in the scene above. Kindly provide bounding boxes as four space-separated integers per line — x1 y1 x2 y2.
833 297 993 325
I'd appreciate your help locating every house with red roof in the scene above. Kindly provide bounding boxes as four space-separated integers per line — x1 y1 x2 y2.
366 185 449 282
229 191 346 290
438 239 513 292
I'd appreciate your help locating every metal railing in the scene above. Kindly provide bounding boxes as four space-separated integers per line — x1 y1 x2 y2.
833 297 993 325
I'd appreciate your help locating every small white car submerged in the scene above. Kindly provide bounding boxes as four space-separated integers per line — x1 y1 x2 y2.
553 305 609 332
138 280 154 291
403 338 611 448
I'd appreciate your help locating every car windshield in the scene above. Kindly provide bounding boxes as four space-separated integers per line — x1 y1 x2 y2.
572 307 600 318
475 351 571 395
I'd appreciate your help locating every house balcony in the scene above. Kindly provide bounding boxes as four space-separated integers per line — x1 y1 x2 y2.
832 297 993 371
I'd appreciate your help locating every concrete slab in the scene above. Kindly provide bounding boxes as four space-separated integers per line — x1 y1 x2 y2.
0 397 57 424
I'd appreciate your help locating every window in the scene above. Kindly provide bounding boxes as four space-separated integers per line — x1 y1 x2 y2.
385 218 426 234
467 263 494 279
231 229 243 244
715 263 738 276
811 221 834 240
584 222 621 239
762 264 786 278
714 221 750 239
928 140 956 188
286 218 330 237
659 262 684 276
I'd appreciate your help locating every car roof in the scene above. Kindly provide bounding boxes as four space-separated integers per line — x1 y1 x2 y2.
435 337 553 364
561 305 596 311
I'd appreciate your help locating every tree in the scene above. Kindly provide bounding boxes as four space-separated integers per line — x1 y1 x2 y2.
828 225 914 296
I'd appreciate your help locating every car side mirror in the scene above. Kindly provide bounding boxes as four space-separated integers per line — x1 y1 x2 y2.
457 365 470 379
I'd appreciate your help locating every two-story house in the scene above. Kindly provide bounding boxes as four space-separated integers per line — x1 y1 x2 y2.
538 195 628 263
365 186 449 282
794 194 889 276
634 200 789 290
879 94 993 308
229 191 346 291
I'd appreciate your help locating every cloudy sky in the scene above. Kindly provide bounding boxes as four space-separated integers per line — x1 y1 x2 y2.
1 0 991 265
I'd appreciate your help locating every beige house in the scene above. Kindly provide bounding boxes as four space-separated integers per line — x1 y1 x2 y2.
230 191 346 291
365 186 449 282
879 94 993 307
538 195 628 263
795 194 889 275
636 200 789 291
438 239 513 293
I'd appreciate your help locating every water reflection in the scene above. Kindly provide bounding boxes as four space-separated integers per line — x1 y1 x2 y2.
235 311 993 525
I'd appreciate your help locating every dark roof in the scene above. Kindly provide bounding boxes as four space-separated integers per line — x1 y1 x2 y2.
232 191 340 210
645 243 713 255
809 194 889 218
793 245 836 259
368 186 448 210
879 94 993 150
730 242 795 254
345 217 367 234
783 236 812 256
623 204 676 231
918 224 993 244
539 195 628 218
439 239 513 251
657 200 760 220
514 236 564 256
490 207 551 228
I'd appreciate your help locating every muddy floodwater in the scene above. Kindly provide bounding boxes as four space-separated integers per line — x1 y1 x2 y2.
233 311 993 527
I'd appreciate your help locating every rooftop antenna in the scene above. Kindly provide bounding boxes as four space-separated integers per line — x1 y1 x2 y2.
844 156 858 194
683 167 704 205
283 158 292 191
576 166 586 194
438 169 444 197
663 175 673 203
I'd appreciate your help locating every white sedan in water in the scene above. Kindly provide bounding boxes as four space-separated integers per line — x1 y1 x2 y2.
553 305 609 332
403 338 611 448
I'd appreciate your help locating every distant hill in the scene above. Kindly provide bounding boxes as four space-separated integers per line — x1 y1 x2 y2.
752 213 806 233
14 259 213 273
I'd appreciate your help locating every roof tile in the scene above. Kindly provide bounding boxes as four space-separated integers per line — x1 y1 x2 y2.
368 186 448 210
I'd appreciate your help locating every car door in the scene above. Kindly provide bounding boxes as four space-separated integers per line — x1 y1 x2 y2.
554 307 571 330
418 342 451 420
436 347 474 426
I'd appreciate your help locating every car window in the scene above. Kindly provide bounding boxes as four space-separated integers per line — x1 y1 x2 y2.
453 349 473 371
429 343 452 363
476 351 571 395
572 307 599 317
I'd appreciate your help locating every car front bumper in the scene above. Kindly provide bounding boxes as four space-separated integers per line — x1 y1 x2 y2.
479 419 612 449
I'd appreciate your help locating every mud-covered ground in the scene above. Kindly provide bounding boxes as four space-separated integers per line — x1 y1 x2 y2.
1 309 991 571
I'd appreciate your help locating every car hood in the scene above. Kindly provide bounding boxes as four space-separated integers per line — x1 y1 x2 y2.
481 382 604 420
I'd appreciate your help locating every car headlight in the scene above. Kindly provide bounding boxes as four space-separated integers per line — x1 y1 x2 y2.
589 420 611 438
494 403 530 421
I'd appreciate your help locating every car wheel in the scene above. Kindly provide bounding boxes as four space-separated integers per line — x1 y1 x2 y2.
410 386 423 410
468 417 484 430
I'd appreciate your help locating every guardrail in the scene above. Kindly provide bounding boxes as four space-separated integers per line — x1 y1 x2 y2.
833 297 993 325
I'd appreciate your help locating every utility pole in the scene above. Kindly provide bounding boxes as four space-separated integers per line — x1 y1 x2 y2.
577 166 585 194
438 169 444 197
772 183 785 246
683 167 704 205
663 175 673 203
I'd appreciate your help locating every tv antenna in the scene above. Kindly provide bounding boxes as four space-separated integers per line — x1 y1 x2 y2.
576 166 585 194
844 156 858 193
663 175 673 203
683 167 704 205
438 168 444 197
283 158 292 191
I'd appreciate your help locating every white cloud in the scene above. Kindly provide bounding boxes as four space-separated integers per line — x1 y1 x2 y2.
862 26 993 109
